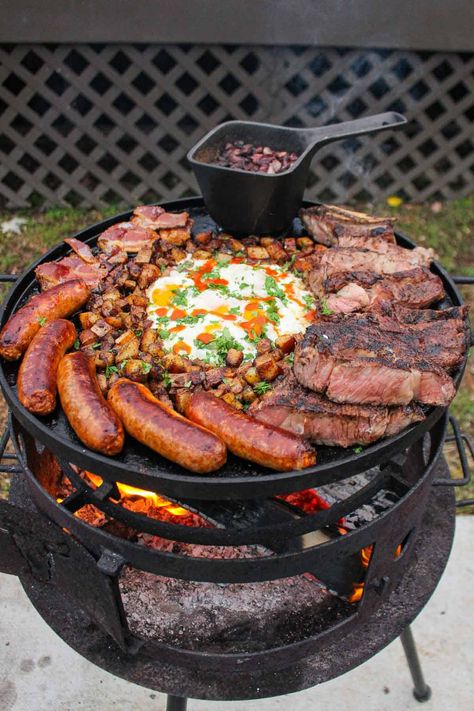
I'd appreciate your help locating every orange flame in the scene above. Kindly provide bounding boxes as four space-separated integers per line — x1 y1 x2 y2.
83 471 188 517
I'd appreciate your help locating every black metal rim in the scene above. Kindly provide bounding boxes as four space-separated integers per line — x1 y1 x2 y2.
0 197 467 500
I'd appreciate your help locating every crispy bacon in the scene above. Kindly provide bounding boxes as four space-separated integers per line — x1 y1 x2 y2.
132 205 189 230
35 254 105 290
97 222 158 253
64 238 96 264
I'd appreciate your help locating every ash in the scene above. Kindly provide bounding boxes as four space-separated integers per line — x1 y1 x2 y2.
120 564 349 653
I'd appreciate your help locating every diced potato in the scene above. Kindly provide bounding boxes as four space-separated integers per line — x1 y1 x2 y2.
256 338 272 355
104 315 123 329
195 231 212 245
128 261 142 279
283 237 297 253
255 354 280 381
123 359 148 383
241 387 257 404
229 379 244 394
244 367 260 386
222 392 237 407
140 327 157 352
171 248 187 263
159 227 190 246
147 342 164 358
275 334 296 354
162 353 187 373
135 247 153 264
266 241 288 263
116 330 135 347
94 350 115 368
259 237 275 247
296 237 314 250
115 336 140 363
294 254 315 274
123 279 137 291
79 329 99 347
247 246 269 260
130 294 148 307
138 263 160 290
193 249 212 259
79 312 99 329
226 348 244 367
229 238 246 252
103 288 121 302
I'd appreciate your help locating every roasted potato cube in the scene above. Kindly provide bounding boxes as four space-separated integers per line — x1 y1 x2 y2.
266 241 288 263
79 312 99 329
222 392 238 408
193 249 212 260
140 327 157 352
226 348 244 367
135 246 153 264
294 254 316 274
103 288 121 302
170 248 187 263
162 353 187 374
116 330 135 347
195 231 212 245
104 315 123 329
256 338 272 355
123 279 137 291
244 367 260 386
123 359 148 383
283 237 297 253
147 342 165 358
255 354 280 382
79 329 99 347
275 334 296 354
130 294 148 307
94 350 115 368
229 379 244 394
229 238 245 253
159 227 190 246
297 237 314 251
259 237 275 247
241 387 257 404
247 246 269 260
138 263 160 290
116 336 140 363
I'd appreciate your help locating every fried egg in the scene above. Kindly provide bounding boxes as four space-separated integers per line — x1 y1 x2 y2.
147 256 315 365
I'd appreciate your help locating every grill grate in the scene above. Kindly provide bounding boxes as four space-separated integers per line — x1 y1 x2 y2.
0 44 472 208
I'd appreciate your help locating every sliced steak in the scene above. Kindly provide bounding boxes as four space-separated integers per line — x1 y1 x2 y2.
299 205 395 246
326 267 445 313
293 311 464 406
250 373 424 447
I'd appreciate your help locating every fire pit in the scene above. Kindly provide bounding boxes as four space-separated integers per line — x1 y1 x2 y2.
0 199 472 710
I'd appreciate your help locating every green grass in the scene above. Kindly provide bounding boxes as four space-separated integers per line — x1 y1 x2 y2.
0 196 473 508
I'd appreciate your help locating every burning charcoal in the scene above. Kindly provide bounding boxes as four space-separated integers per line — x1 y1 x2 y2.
212 141 300 175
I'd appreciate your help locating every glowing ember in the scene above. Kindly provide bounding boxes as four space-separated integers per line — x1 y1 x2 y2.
278 488 330 513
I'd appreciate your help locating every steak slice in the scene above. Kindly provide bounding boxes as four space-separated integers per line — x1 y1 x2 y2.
325 267 445 313
308 246 434 296
250 373 424 447
299 205 395 246
293 312 463 406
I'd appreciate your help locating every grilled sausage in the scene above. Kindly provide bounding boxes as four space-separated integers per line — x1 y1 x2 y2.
0 279 90 361
108 379 227 473
184 391 316 471
57 351 124 456
17 319 77 415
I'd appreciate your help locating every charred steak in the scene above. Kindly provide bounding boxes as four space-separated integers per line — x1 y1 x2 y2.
299 204 396 246
250 373 424 448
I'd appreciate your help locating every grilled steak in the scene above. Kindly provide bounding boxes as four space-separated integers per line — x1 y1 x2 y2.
299 204 395 246
250 373 424 447
325 267 445 313
293 308 467 406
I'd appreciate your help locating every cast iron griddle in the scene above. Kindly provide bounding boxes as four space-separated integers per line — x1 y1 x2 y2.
0 198 467 500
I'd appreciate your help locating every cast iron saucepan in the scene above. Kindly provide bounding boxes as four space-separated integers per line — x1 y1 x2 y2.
188 112 407 235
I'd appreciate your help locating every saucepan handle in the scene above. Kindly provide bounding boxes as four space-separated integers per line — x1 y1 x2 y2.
301 111 407 151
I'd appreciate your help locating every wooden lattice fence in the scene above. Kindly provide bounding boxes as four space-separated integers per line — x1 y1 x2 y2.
0 44 472 208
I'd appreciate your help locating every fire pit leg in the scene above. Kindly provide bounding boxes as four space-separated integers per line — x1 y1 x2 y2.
166 695 188 711
400 626 432 702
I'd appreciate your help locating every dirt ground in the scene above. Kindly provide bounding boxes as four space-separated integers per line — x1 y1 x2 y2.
0 196 472 507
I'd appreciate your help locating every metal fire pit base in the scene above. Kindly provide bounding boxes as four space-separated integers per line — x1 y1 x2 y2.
10 459 455 702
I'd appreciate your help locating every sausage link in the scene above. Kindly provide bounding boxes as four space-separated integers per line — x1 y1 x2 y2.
57 351 124 456
184 391 316 471
108 379 227 473
0 279 90 361
18 319 77 415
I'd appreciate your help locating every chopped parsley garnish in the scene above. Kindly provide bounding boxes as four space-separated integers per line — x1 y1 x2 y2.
254 381 272 395
353 446 363 454
162 370 171 388
159 329 170 340
198 327 240 365
265 300 280 324
171 289 188 307
265 276 287 301
135 329 142 337
176 260 193 272
74 339 80 350
319 297 333 316
119 360 128 370
283 254 296 270
38 317 47 326
142 362 152 374
91 342 101 349
303 294 315 310
229 306 241 315
285 352 295 365
105 364 119 378
176 314 205 325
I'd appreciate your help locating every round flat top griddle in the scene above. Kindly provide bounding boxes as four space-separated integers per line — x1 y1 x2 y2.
0 198 467 500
